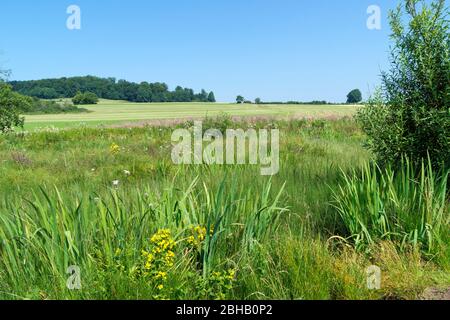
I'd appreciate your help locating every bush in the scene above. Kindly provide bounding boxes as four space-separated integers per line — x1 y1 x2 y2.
28 98 89 114
0 83 31 133
355 0 449 170
72 92 99 105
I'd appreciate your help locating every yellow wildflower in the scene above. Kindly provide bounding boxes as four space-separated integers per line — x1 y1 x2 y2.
110 143 120 155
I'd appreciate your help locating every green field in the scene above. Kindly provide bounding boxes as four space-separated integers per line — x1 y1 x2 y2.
23 100 359 129
0 116 448 300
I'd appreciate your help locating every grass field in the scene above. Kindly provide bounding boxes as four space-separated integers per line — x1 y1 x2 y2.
23 100 359 129
0 115 448 300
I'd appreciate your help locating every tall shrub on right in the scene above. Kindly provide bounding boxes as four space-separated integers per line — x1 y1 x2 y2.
356 0 449 170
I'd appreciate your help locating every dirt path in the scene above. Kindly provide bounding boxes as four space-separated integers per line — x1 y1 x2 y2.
421 287 450 300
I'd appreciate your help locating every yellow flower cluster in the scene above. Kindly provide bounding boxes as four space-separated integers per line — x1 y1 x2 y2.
110 143 120 155
212 269 236 282
142 229 177 292
187 226 207 246
187 225 214 247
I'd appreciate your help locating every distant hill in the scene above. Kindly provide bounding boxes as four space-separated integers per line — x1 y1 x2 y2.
9 76 216 103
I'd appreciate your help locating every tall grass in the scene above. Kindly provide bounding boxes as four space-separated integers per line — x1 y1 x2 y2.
333 158 449 254
0 177 287 299
0 119 448 299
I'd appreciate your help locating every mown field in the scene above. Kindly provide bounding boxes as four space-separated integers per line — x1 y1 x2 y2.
0 114 448 300
23 100 359 129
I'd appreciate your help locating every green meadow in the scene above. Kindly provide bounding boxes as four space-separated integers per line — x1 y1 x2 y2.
23 100 359 129
0 115 448 300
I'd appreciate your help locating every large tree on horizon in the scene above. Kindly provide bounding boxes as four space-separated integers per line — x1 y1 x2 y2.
236 95 244 104
346 89 362 104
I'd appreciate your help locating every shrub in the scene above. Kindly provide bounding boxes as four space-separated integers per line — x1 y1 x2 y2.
355 0 449 170
0 83 31 133
72 92 99 105
28 98 88 114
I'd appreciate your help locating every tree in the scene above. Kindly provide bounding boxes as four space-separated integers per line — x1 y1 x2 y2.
72 92 99 105
200 89 208 102
0 83 31 133
255 97 261 104
236 95 244 104
207 91 216 103
137 82 153 102
355 0 449 170
346 89 362 104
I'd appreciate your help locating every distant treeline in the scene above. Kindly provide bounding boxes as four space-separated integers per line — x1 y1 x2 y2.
9 76 216 103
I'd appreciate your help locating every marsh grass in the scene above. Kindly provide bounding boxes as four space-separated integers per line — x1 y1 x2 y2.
333 158 449 254
0 118 448 299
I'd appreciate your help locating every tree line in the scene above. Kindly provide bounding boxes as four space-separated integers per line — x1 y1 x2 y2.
9 76 216 103
236 89 362 105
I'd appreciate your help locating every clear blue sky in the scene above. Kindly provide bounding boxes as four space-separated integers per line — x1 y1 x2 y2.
0 0 398 102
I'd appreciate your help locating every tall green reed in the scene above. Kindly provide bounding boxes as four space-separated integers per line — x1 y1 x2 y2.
0 176 287 297
333 158 449 254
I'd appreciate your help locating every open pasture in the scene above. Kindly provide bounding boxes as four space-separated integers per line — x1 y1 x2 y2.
23 100 359 129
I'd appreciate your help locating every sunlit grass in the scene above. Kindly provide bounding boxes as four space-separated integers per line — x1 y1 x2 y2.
0 118 447 300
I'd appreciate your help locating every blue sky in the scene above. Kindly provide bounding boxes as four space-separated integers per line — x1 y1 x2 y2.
0 0 398 102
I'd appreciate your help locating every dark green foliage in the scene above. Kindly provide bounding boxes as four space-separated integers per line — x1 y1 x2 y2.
346 89 362 104
72 92 99 105
236 95 244 104
0 83 30 133
27 87 59 99
10 76 216 103
356 0 449 170
28 99 89 114
207 91 216 103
